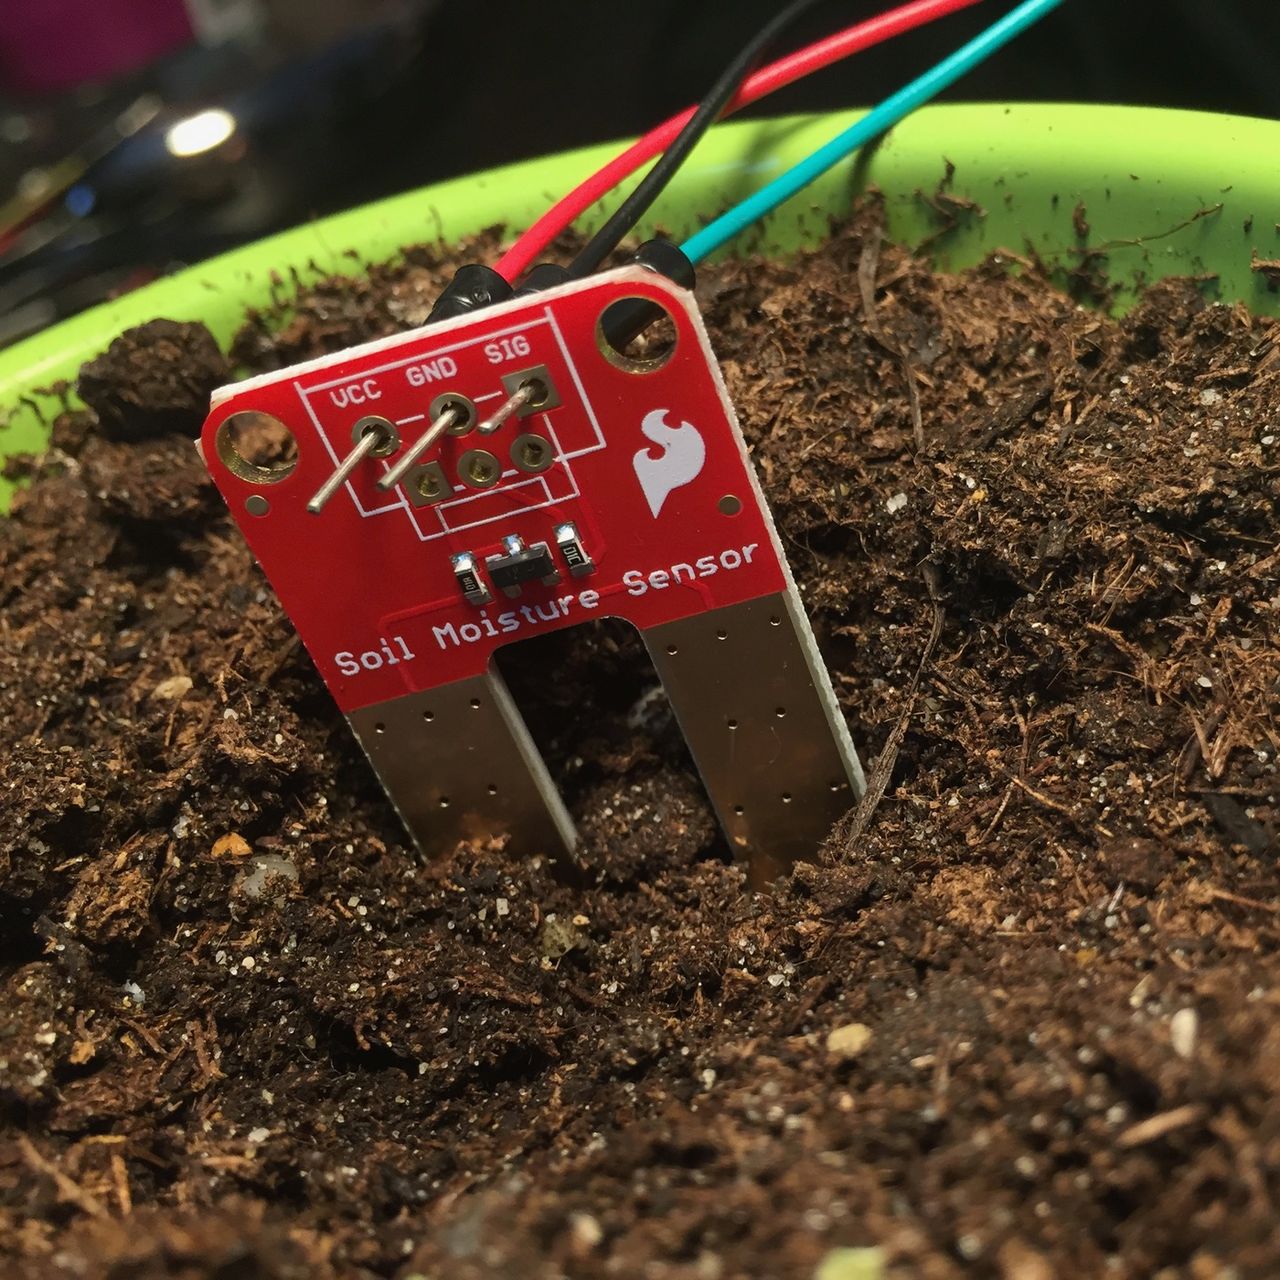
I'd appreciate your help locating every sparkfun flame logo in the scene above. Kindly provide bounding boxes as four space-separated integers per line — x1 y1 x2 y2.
633 408 706 518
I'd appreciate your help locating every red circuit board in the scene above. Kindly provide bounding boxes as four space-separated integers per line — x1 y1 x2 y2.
200 266 862 871
202 268 788 712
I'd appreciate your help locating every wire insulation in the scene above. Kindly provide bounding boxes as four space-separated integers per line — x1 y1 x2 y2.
495 0 985 283
681 0 1064 264
565 0 828 279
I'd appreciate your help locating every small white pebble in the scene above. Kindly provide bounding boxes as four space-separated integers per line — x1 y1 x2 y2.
1171 1007 1198 1059
496 897 510 917
248 1127 270 1144
885 492 908 514
241 956 255 971
569 1213 603 1251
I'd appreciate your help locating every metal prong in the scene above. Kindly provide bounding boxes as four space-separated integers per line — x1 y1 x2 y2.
306 419 393 514
377 407 459 491
476 380 537 435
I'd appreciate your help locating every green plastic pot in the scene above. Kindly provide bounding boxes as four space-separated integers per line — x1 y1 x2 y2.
2 103 1278 509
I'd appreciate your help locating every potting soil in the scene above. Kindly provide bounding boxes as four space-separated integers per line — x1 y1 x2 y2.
1 208 1278 1279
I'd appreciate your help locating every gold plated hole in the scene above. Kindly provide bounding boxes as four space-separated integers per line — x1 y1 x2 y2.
416 467 448 501
459 449 501 489
521 377 550 408
511 433 554 474
215 411 298 485
430 393 477 435
718 494 742 516
596 295 678 373
352 415 399 457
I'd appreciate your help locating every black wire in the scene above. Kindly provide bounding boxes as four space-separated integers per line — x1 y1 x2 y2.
564 0 831 279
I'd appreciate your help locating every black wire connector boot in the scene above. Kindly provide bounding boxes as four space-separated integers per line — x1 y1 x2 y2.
512 263 571 298
631 238 695 290
426 263 514 324
515 238 695 301
429 239 695 350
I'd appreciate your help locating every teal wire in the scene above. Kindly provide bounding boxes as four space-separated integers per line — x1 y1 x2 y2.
680 0 1065 264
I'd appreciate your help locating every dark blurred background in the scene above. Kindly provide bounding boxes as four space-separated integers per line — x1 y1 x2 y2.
1 0 1276 346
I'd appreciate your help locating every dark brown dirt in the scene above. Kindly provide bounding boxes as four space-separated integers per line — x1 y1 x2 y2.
2 207 1278 1280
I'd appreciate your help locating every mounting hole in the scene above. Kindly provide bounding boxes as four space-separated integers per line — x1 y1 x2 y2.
215 411 298 485
596 295 678 373
439 796 451 809
718 494 742 516
374 722 386 735
781 793 793 804
245 495 270 517
487 783 499 796
715 628 728 641
459 449 501 489
775 707 787 719
727 718 739 730
769 615 782 627
430 393 477 435
830 781 844 793
733 805 745 817
352 415 399 457
422 710 435 722
665 644 678 656
469 697 482 709
511 433 555 473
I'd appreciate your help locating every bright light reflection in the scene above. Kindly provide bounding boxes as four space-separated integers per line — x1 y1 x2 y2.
165 108 236 158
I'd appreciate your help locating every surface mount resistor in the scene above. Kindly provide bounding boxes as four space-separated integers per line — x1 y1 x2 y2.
554 522 594 577
451 551 492 605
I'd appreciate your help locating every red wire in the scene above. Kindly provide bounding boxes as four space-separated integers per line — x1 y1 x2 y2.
495 0 985 283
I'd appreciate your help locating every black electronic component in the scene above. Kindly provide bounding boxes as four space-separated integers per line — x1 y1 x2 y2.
485 535 560 598
554 522 594 577
451 551 492 605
